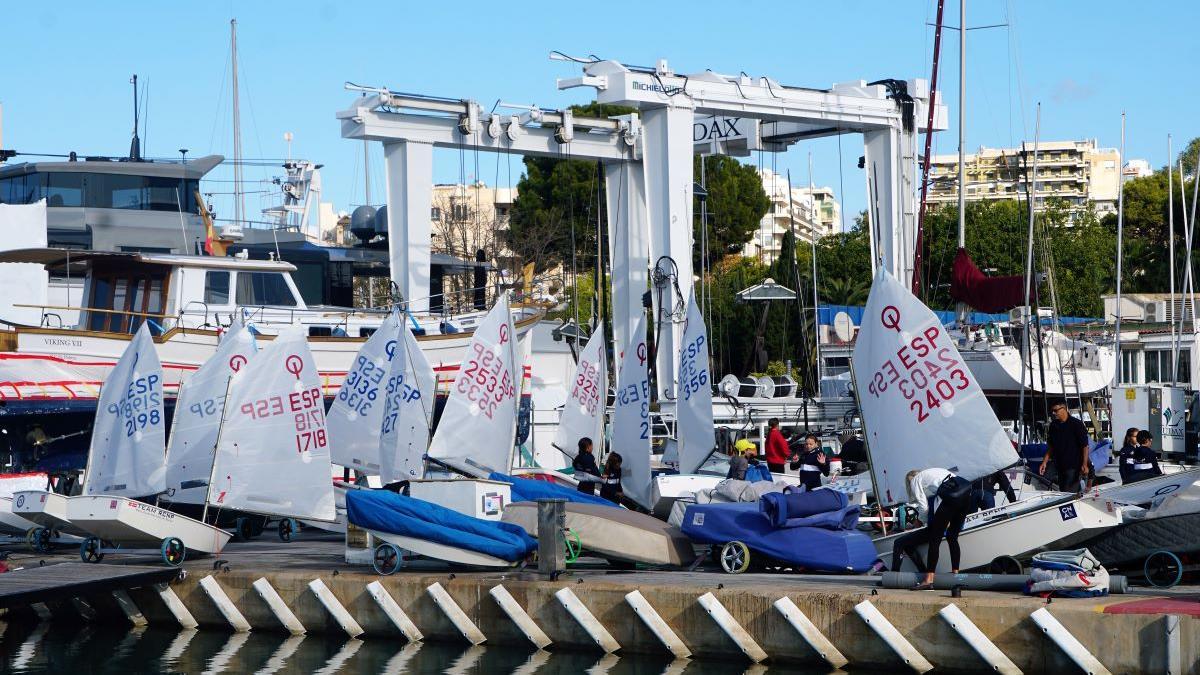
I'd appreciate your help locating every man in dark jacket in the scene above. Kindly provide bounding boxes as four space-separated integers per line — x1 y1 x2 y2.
1039 402 1089 494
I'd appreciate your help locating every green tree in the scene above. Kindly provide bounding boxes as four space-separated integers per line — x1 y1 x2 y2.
1181 137 1200 177
695 155 771 268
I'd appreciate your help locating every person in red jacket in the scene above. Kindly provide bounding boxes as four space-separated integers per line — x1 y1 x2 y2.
764 418 791 474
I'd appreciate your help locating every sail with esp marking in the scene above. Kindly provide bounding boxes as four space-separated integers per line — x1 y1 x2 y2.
378 321 438 483
852 268 1018 505
676 296 715 475
613 315 651 509
82 323 167 498
164 323 257 504
552 323 607 462
208 328 335 521
426 296 519 475
326 311 402 474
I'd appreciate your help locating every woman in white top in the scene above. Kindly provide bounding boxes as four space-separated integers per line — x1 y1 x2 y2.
894 467 973 589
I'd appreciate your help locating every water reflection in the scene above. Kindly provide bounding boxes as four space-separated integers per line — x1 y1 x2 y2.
0 620 840 674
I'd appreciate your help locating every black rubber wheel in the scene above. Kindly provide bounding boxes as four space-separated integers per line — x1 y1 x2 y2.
719 541 752 574
372 543 402 575
278 517 297 543
989 555 1023 575
33 527 53 554
1145 550 1183 588
161 537 186 567
249 517 265 537
80 537 104 563
234 517 254 542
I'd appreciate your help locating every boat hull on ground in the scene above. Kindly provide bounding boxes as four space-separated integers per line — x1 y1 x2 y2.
366 528 517 569
874 493 1121 574
66 495 231 554
11 490 90 537
502 501 696 566
0 497 36 536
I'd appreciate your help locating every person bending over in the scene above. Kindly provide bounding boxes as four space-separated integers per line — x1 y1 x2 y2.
895 467 974 589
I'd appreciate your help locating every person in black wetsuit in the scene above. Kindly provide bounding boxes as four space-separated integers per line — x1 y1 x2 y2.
1039 402 1090 494
971 469 1018 511
598 452 624 503
572 437 601 495
790 433 829 491
895 468 974 589
1117 427 1140 483
1127 430 1164 484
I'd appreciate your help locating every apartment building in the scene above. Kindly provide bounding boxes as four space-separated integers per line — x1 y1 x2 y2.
744 168 841 263
927 139 1123 217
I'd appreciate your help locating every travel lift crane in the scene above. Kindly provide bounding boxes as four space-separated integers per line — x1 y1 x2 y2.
337 57 946 400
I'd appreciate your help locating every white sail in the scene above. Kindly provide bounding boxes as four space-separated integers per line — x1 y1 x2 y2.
82 323 167 498
552 323 608 461
427 296 519 475
379 321 438 482
852 268 1019 505
676 296 714 475
164 324 258 504
327 312 402 474
208 328 335 521
613 315 651 509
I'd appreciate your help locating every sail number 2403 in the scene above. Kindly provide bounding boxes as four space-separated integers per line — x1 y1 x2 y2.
239 387 327 452
864 326 971 423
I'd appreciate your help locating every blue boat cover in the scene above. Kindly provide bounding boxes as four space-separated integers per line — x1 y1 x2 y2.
682 502 877 573
745 464 773 482
759 489 849 528
346 490 537 562
488 472 617 508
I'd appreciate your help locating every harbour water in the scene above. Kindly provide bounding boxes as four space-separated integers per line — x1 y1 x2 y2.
0 620 833 675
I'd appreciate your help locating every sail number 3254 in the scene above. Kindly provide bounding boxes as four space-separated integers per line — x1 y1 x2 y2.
864 326 971 423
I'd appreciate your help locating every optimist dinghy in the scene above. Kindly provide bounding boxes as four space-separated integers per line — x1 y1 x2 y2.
70 324 231 565
853 269 1119 573
0 497 36 536
207 327 336 537
347 489 536 573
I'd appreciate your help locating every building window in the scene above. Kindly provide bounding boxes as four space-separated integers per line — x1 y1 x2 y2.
431 207 442 221
1121 349 1140 384
235 272 297 307
204 271 231 305
1145 350 1162 383
451 202 469 221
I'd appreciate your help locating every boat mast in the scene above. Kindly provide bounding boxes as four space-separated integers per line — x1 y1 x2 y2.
808 152 822 383
913 0 947 296
230 19 245 230
956 0 966 249
1017 105 1041 444
1114 113 1125 383
1169 135 1177 381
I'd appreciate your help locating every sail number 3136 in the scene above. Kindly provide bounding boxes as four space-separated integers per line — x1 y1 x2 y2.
864 326 971 423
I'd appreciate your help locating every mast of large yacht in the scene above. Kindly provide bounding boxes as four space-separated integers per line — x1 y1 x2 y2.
1017 106 1041 444
956 0 966 249
1114 113 1126 382
1169 135 1177 381
807 152 822 383
230 19 245 231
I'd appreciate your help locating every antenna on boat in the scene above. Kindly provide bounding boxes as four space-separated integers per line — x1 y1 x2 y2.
129 74 142 161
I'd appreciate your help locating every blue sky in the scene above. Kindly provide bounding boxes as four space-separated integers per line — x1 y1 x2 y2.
1 1 1197 229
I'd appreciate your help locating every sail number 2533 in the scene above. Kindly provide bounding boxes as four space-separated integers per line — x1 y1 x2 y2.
864 325 971 423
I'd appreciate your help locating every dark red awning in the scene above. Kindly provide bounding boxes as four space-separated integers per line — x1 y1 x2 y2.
949 248 1030 313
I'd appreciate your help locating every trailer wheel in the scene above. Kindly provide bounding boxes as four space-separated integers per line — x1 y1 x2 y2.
719 541 752 574
233 517 254 542
278 517 298 542
989 555 1023 575
372 543 403 575
80 537 104 563
1145 550 1183 588
161 537 186 567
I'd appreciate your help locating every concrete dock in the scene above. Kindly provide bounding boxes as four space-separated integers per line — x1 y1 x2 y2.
2 534 1197 673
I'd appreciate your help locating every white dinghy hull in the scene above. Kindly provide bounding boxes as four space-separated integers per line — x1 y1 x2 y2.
875 494 1121 573
67 495 232 555
502 501 695 566
366 528 518 569
0 497 37 536
12 490 89 537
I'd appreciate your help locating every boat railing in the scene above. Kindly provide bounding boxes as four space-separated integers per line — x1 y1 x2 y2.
14 303 179 334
